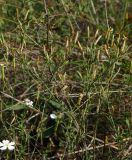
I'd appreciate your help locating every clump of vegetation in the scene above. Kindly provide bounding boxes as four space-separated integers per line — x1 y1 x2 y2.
0 0 131 159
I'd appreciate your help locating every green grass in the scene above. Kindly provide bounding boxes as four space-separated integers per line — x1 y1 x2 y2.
0 0 132 159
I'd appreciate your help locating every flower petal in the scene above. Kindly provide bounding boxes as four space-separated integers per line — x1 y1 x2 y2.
9 142 15 146
2 140 9 145
0 142 4 147
8 145 15 150
50 114 57 119
0 146 7 150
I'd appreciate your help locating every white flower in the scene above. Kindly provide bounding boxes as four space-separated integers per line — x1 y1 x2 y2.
0 140 15 151
24 98 33 107
50 113 57 119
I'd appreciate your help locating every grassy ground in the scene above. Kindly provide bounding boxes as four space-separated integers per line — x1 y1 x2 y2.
0 0 132 159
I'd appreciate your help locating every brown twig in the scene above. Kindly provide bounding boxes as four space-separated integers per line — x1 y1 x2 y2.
47 142 118 160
